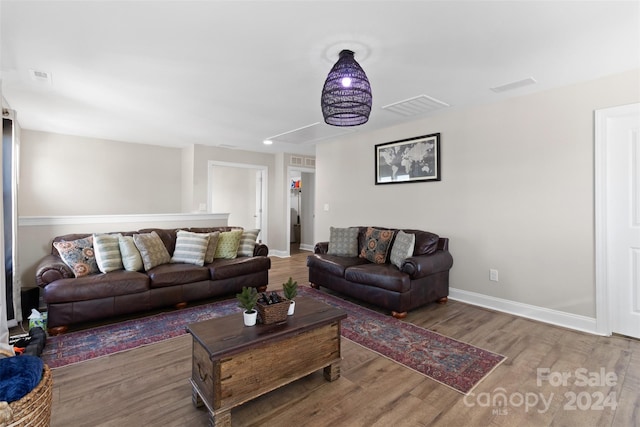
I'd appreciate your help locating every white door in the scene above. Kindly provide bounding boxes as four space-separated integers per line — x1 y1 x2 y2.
601 103 640 338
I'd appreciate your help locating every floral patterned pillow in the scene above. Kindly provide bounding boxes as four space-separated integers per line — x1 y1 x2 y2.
359 227 396 264
53 236 100 277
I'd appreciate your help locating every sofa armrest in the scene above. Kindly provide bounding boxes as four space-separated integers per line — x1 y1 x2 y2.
401 250 454 280
36 255 73 288
314 242 329 254
253 243 269 257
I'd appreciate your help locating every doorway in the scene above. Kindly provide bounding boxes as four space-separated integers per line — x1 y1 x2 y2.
288 167 315 255
208 161 268 243
595 102 640 338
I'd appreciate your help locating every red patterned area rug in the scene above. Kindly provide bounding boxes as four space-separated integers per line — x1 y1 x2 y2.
42 287 505 394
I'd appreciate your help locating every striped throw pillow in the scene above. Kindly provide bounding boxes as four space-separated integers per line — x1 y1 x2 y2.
93 233 124 273
171 230 210 266
237 229 260 257
118 235 143 272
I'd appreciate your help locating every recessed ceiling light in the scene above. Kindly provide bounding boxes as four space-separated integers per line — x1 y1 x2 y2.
263 139 273 145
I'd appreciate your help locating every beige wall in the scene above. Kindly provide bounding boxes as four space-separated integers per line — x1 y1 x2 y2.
19 130 183 215
314 69 640 319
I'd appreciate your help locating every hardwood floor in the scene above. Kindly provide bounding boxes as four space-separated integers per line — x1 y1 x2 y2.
49 251 639 426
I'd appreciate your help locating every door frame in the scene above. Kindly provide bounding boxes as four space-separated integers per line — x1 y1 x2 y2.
286 166 315 256
208 161 268 244
594 102 639 336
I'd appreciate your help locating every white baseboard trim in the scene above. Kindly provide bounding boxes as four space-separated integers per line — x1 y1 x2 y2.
269 250 290 258
299 244 314 252
449 288 601 336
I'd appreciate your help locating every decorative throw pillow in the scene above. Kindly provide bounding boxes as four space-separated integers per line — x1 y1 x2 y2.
214 230 243 259
53 236 99 277
360 227 396 264
171 230 210 266
237 229 260 257
118 235 143 272
390 230 416 269
203 231 220 264
93 233 123 273
327 227 359 257
133 231 171 271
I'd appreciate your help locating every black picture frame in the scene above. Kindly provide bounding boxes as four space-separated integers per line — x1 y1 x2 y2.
375 133 441 184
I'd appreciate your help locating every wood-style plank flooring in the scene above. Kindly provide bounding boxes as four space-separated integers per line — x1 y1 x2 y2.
48 248 639 426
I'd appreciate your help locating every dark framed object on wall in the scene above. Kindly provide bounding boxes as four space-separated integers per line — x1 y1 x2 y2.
375 133 441 185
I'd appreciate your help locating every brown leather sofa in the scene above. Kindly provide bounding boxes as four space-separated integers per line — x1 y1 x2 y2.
307 227 453 318
35 227 270 334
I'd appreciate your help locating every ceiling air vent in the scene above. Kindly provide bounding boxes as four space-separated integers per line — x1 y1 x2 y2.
381 95 450 117
29 69 52 84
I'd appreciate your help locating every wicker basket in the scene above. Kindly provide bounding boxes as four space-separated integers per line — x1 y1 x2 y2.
256 299 290 325
7 364 53 427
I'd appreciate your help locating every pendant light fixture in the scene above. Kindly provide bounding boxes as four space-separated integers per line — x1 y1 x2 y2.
321 49 372 127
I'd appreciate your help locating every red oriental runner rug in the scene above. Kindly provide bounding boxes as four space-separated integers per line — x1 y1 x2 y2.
41 287 505 394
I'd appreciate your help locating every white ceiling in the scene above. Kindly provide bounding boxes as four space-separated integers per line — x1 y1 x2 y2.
2 1 639 156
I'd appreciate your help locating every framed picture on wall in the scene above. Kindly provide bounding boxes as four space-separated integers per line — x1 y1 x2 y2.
375 133 441 184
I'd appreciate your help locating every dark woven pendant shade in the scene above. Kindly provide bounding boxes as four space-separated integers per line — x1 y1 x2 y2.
321 49 372 126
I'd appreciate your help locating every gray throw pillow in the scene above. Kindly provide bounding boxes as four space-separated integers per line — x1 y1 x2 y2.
390 230 416 269
327 227 359 257
133 231 171 271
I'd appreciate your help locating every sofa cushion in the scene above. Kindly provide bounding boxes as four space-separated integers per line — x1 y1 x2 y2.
134 231 171 271
208 256 271 280
404 229 440 255
306 254 369 277
214 230 243 259
118 235 143 272
43 270 149 303
390 230 416 269
93 233 124 273
237 229 260 257
345 263 411 293
146 263 210 288
359 227 395 264
327 227 359 257
171 230 210 266
53 236 100 278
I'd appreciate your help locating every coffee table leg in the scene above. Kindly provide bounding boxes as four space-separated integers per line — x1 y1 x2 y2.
323 361 341 381
210 409 231 427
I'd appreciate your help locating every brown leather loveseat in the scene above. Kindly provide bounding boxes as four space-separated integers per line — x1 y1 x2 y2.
36 227 270 334
307 226 452 318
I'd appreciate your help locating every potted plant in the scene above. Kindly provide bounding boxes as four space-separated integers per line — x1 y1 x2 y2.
282 277 298 315
236 286 259 326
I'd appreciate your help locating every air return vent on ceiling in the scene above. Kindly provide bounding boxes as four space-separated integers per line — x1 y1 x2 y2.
381 95 450 117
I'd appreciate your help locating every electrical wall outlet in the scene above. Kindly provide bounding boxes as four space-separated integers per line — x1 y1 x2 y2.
490 269 499 282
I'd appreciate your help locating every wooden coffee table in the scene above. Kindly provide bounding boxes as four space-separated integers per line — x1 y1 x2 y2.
186 296 347 427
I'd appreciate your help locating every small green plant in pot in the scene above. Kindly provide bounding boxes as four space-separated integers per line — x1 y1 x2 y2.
236 286 259 326
282 277 298 315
